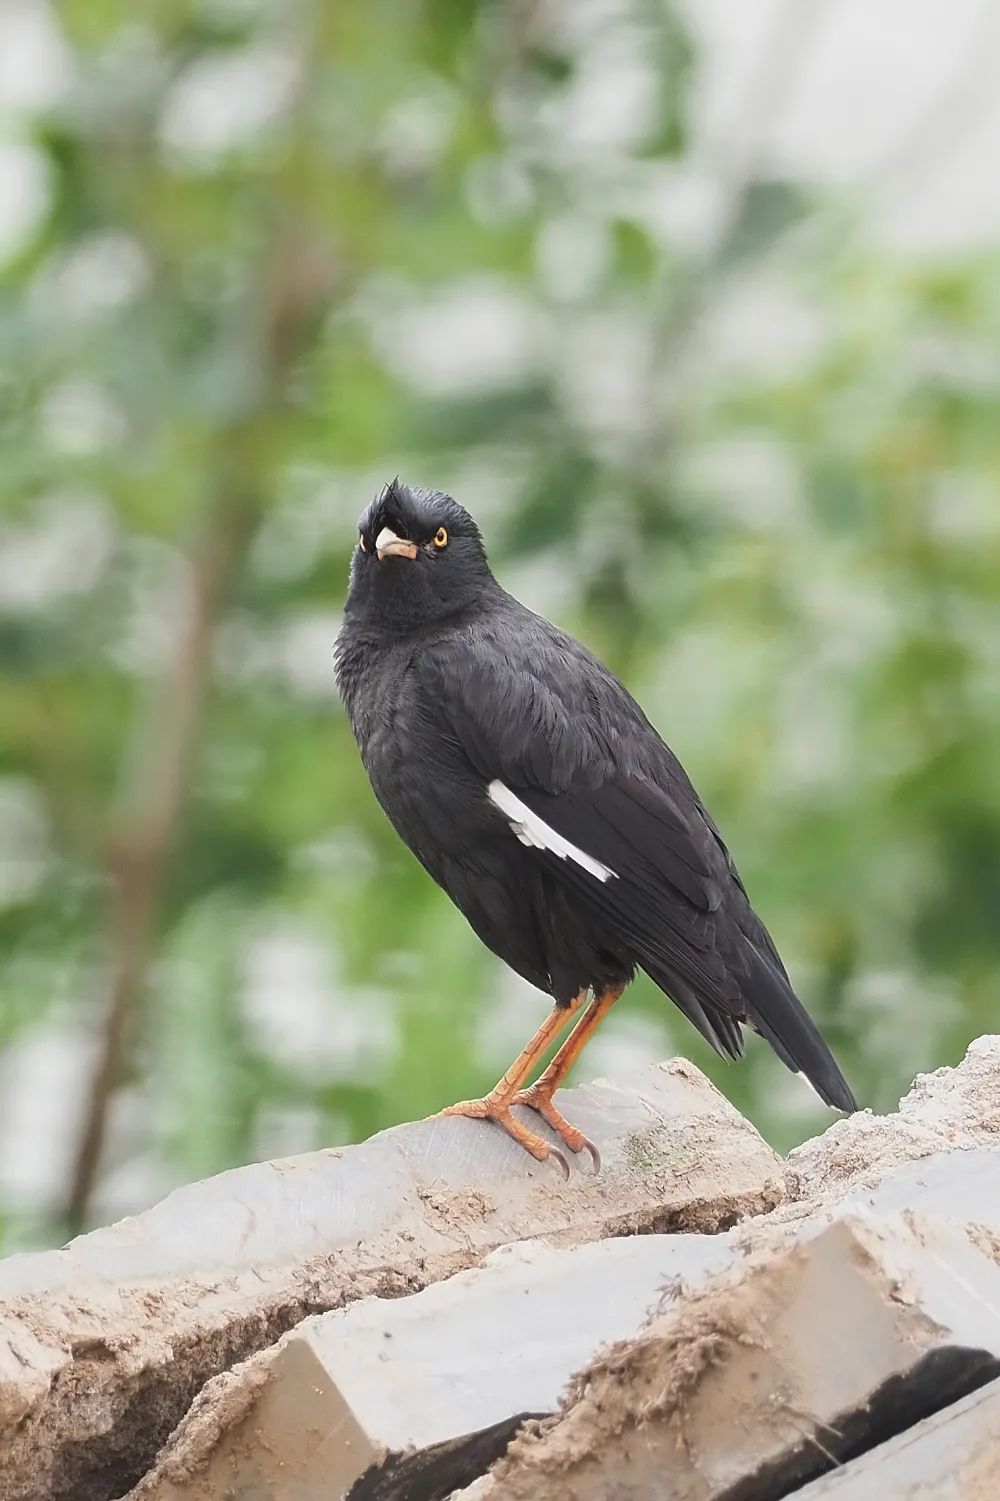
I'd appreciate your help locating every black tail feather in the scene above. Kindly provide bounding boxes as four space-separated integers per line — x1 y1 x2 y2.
638 927 856 1109
742 943 857 1111
551 829 857 1110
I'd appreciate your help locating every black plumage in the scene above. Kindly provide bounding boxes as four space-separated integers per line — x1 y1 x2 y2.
335 480 856 1171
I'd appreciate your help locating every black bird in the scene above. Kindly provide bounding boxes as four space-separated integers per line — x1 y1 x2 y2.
335 480 857 1173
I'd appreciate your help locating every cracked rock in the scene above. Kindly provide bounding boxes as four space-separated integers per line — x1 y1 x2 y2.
0 1059 783 1501
130 1233 741 1501
472 1208 1000 1501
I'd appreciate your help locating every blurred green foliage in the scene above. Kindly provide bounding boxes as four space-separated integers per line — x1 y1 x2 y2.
2 0 1000 1251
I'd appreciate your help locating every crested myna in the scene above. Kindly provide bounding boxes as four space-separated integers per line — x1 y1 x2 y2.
335 481 857 1174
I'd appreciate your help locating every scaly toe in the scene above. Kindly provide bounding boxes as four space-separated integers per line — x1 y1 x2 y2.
512 1086 602 1172
437 1095 568 1172
439 1098 490 1120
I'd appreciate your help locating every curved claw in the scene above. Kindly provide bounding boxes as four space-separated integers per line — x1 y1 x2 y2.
548 1145 571 1181
581 1136 601 1174
512 1085 603 1174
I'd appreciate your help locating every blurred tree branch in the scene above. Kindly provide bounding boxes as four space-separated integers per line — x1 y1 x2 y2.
65 500 255 1229
64 233 333 1232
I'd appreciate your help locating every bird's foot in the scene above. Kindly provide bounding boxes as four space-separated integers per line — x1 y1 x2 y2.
511 1083 601 1174
438 1094 571 1179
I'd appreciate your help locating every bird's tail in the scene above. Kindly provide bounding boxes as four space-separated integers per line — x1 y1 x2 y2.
742 942 857 1112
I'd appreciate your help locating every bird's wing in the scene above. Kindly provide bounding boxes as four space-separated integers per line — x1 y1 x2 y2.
418 616 855 1111
420 621 723 886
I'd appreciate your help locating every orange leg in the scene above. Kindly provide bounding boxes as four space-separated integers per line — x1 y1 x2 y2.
438 992 586 1176
513 983 626 1173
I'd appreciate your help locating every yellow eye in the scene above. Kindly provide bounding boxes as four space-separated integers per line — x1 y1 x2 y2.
433 526 448 548
358 535 366 551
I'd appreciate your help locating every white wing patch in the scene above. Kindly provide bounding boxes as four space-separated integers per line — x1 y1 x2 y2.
487 780 617 883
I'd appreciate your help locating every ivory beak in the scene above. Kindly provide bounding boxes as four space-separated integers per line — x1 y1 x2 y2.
375 526 418 561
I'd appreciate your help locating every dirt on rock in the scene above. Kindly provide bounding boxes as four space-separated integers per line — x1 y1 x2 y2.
784 1034 1000 1209
12 1041 1000 1501
1 1059 782 1501
475 1256 782 1501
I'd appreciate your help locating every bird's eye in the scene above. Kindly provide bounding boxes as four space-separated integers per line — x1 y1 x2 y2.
358 535 366 551
433 526 448 549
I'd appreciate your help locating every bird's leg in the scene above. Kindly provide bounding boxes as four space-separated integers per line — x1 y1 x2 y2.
512 982 626 1172
438 993 586 1176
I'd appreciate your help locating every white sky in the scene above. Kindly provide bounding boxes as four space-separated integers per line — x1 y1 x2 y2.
691 0 1000 252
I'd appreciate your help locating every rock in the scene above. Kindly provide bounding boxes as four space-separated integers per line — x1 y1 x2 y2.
739 1144 1000 1262
0 1059 784 1501
130 1233 741 1501
794 1372 1000 1499
849 1146 1000 1234
786 1034 1000 1206
477 1208 1000 1501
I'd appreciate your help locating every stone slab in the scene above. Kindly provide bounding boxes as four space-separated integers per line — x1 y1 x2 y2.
849 1145 1000 1230
794 1372 1000 1500
786 1033 1000 1206
131 1232 740 1501
745 1145 1000 1259
0 1058 784 1501
477 1208 1000 1501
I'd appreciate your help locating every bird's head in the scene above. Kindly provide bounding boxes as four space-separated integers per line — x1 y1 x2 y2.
346 479 494 631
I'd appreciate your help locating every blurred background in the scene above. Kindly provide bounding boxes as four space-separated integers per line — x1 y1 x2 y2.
2 0 1000 1252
